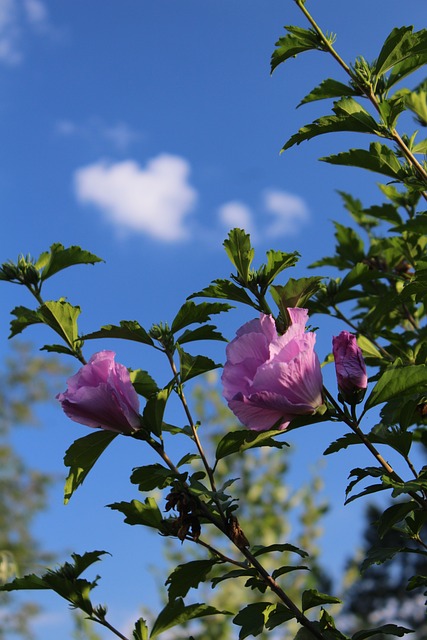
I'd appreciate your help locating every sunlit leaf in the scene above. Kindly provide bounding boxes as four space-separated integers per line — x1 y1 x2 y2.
36 244 103 281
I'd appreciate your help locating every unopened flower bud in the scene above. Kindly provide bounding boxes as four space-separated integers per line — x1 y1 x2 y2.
332 331 367 405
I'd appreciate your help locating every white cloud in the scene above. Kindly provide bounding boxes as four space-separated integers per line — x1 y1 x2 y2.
218 201 256 237
55 118 141 152
218 189 309 241
74 155 198 242
0 0 54 64
263 189 309 236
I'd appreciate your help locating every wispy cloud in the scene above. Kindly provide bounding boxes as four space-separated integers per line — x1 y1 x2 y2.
55 118 142 152
218 189 309 241
74 155 198 243
0 0 56 64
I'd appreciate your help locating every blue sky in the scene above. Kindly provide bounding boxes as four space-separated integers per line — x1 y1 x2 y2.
1 1 426 638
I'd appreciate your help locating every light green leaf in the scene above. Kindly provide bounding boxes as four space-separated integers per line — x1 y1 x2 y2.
150 598 231 639
63 431 118 503
374 26 427 78
9 305 43 338
36 243 103 281
109 497 163 529
257 250 299 290
129 369 159 399
271 25 326 73
364 365 427 412
133 618 149 640
38 300 80 347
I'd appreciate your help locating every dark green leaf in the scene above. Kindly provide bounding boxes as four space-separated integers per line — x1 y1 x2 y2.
271 25 326 73
36 243 103 281
129 369 159 399
270 277 323 315
374 26 427 78
301 589 341 612
252 543 308 559
188 279 255 308
272 565 309 579
109 497 163 529
360 546 403 573
171 301 232 334
82 321 154 347
9 305 43 338
166 560 216 601
211 568 257 588
142 388 170 437
215 429 288 461
150 598 231 639
352 624 413 640
63 431 118 504
257 250 299 289
299 78 358 107
223 228 254 285
233 602 276 640
40 344 78 357
376 501 418 539
177 325 227 345
364 365 427 412
131 464 176 491
265 604 295 630
321 143 404 180
178 347 221 383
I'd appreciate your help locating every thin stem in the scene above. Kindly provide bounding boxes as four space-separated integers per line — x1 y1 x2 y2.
90 616 131 640
193 537 248 569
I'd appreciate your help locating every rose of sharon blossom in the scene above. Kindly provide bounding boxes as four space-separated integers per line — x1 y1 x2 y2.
222 309 324 431
332 331 367 404
57 351 141 434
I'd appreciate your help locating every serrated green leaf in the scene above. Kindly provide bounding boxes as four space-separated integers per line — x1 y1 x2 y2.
38 300 81 348
376 501 418 539
82 321 154 346
272 565 309 579
109 497 163 529
223 229 254 285
133 618 149 640
177 347 221 383
129 369 159 399
270 277 323 316
150 598 231 639
63 431 118 503
301 589 341 612
323 433 361 455
36 243 103 281
352 624 413 640
299 78 359 107
171 301 232 334
211 568 257 588
271 25 325 73
252 543 308 559
188 279 255 308
142 388 170 437
9 305 43 338
257 250 299 290
265 604 295 630
364 365 427 412
177 324 227 345
130 464 176 491
40 344 78 357
321 143 404 180
215 429 288 461
233 602 276 640
166 560 216 601
374 26 427 79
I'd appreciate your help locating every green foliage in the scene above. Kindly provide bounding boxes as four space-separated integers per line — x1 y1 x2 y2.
150 598 232 639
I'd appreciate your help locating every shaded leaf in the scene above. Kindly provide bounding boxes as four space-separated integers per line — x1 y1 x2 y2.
301 589 341 612
82 321 154 347
143 388 170 437
171 301 232 334
376 501 419 539
215 429 288 461
131 464 176 491
352 624 413 640
129 369 159 399
177 325 227 345
150 598 231 639
36 243 103 281
364 365 427 411
252 543 308 559
299 78 358 106
233 602 276 640
257 250 299 290
63 431 118 504
166 560 216 601
223 228 254 285
188 279 255 308
321 143 404 180
270 277 323 315
9 305 43 338
178 347 222 383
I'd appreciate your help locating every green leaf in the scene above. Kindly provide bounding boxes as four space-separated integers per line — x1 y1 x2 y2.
233 602 276 639
211 568 257 588
374 26 427 79
270 277 323 315
177 325 227 345
142 388 170 437
301 589 341 612
63 431 118 504
282 98 381 151
166 560 216 601
38 300 81 347
257 250 299 290
321 143 404 180
130 464 176 491
324 433 361 455
376 501 418 539
252 543 308 559
150 598 231 639
177 347 221 383
223 228 254 285
133 618 149 640
271 25 326 73
188 279 255 308
352 624 413 640
36 243 103 281
171 301 232 334
298 78 359 107
109 497 163 529
82 321 154 347
9 305 43 338
265 604 295 631
215 429 288 461
364 365 427 412
40 344 79 357
129 369 159 399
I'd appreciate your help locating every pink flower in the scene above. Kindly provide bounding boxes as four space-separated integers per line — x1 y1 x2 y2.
222 310 324 431
332 331 367 404
57 351 141 434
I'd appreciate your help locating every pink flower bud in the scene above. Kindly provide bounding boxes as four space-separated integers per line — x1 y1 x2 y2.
222 309 324 431
57 351 141 434
332 331 367 405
